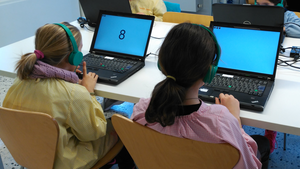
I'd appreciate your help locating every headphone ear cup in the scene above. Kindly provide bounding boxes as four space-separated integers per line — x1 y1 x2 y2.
277 0 284 7
203 65 218 84
197 24 220 84
277 3 283 7
157 62 161 71
69 51 83 66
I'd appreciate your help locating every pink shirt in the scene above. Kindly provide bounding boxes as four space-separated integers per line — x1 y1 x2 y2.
131 98 261 169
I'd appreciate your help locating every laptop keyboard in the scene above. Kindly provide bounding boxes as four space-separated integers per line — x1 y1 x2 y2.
206 74 268 96
82 54 137 73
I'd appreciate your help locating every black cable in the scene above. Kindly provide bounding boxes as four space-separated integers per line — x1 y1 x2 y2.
277 58 300 69
281 47 293 50
84 25 94 32
280 46 293 53
279 54 290 58
151 36 165 39
146 52 158 58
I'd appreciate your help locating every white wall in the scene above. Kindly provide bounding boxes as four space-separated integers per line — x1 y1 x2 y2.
0 0 80 48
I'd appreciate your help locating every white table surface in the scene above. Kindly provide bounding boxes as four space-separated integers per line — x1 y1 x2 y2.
1 21 300 136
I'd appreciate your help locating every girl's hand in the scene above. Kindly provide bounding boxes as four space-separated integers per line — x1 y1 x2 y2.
80 61 98 93
215 93 242 127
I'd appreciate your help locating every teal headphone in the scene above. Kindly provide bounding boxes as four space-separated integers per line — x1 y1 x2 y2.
254 0 284 7
54 23 83 66
157 24 221 84
199 25 221 84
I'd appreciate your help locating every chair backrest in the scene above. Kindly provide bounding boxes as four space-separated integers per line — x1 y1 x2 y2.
111 114 240 169
0 106 59 169
246 0 255 4
91 139 124 169
163 12 213 27
294 11 300 18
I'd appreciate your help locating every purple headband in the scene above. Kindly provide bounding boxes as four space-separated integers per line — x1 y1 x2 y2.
34 50 44 59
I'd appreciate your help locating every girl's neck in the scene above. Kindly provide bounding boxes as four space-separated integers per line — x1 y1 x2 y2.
182 79 204 105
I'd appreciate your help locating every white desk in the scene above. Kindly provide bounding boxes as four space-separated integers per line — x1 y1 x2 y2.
1 21 300 136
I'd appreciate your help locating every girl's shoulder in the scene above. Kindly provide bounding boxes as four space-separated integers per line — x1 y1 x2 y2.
200 101 230 115
131 98 150 119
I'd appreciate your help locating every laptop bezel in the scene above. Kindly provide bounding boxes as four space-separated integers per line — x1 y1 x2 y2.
210 21 283 81
212 4 285 28
89 10 155 62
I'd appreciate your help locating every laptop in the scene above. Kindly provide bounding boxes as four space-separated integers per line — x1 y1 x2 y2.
198 21 283 111
79 0 132 27
78 10 154 85
212 4 285 27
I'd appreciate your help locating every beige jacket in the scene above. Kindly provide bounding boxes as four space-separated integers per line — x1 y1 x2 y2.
3 78 118 169
129 0 167 21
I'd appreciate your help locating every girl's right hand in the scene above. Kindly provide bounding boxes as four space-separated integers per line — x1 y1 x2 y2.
80 61 98 93
215 93 241 126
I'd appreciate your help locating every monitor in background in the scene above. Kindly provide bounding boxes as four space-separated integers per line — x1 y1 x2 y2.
212 3 285 27
79 0 132 27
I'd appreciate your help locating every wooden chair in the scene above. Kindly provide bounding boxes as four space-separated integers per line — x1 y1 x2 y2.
0 106 123 169
294 11 300 18
246 0 255 4
163 12 213 27
111 114 240 169
0 106 59 169
91 139 123 169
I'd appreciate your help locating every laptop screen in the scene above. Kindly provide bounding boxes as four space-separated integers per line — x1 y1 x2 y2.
212 25 281 75
93 14 153 57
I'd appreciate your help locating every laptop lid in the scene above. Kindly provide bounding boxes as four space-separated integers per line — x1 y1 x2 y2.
212 4 285 27
89 10 154 62
79 0 132 27
210 21 283 80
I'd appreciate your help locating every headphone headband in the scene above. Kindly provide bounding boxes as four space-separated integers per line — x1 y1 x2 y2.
54 23 83 66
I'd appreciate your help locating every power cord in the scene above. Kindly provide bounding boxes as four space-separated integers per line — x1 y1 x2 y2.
146 52 158 58
278 59 300 69
278 55 300 69
278 45 300 69
151 36 165 39
280 46 292 53
83 25 94 32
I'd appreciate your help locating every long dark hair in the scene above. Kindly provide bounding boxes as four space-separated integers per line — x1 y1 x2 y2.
145 23 218 127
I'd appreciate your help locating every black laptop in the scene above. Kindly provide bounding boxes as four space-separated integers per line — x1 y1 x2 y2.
79 0 132 27
212 4 285 27
78 10 154 85
198 21 283 111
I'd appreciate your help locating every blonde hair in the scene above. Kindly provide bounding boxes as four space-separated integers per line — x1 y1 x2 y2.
16 22 82 80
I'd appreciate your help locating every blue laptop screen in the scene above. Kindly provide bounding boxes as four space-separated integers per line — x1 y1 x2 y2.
213 26 280 75
93 14 152 57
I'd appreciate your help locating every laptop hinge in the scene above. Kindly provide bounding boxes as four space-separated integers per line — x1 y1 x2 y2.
89 51 143 61
257 76 270 80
